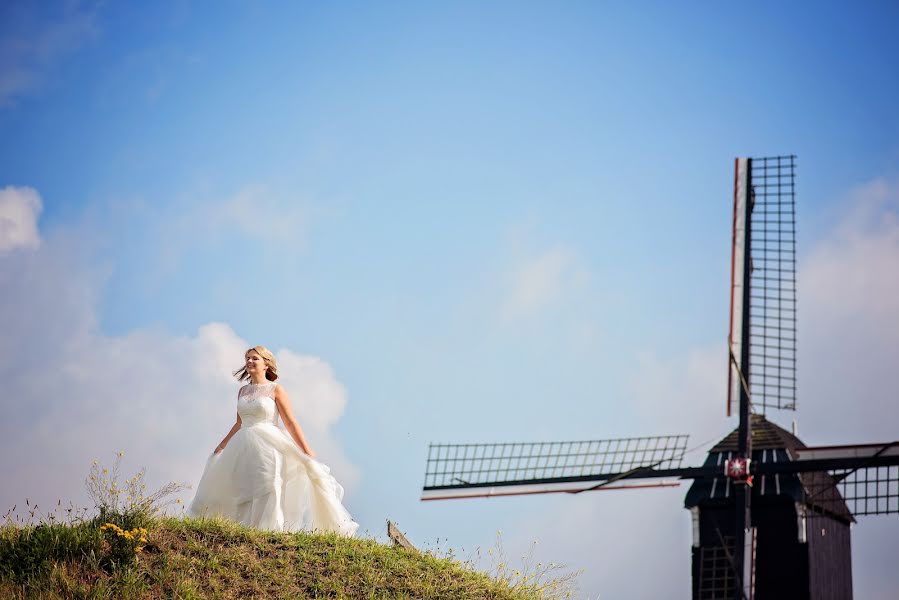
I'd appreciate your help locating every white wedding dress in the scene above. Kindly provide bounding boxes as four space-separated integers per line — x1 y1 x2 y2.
187 382 358 536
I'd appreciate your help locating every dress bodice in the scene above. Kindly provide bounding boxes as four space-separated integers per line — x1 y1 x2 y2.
238 382 279 426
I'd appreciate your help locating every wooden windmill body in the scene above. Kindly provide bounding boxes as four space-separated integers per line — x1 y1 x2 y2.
686 416 854 599
420 156 899 600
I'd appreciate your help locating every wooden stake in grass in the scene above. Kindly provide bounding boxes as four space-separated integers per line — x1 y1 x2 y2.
386 520 416 551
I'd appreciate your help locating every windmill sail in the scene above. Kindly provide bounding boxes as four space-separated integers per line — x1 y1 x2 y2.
421 435 689 500
728 157 750 416
796 443 899 516
728 155 797 416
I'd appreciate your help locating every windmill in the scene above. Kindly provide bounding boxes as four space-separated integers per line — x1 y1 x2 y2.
420 156 899 600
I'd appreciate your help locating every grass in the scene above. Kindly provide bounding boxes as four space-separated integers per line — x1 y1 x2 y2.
0 516 573 599
2 454 579 598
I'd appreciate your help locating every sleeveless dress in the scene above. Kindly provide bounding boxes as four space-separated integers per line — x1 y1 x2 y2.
187 382 358 536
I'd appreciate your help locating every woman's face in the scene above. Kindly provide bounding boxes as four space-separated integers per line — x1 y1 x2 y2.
245 351 267 378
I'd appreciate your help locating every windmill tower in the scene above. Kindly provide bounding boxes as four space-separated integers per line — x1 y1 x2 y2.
685 415 855 599
420 156 899 600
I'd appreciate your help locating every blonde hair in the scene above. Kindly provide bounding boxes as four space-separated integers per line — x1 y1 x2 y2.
234 345 279 382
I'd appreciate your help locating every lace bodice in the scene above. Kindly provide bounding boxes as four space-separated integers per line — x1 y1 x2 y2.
238 382 279 426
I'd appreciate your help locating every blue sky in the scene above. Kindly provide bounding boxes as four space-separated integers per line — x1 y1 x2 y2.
2 2 898 598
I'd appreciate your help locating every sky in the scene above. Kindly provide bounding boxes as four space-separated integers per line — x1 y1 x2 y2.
1 1 898 598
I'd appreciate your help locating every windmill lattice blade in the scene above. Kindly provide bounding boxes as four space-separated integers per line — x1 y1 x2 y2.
805 466 899 517
749 155 798 412
423 435 689 490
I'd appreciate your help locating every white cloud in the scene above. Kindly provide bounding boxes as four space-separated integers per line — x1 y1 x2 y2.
0 188 357 518
803 178 899 327
215 185 308 243
800 177 899 443
500 246 587 321
0 2 100 106
126 184 309 287
0 185 42 252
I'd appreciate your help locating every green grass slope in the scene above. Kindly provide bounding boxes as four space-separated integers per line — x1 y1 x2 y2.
1 517 567 599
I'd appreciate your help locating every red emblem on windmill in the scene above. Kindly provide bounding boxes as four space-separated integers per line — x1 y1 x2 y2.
725 457 753 486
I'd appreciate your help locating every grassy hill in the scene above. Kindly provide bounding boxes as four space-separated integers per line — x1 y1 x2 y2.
1 516 572 599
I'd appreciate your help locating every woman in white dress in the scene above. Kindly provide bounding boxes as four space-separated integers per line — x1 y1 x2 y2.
187 346 358 536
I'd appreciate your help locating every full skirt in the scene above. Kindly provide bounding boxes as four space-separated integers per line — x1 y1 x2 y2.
187 423 358 536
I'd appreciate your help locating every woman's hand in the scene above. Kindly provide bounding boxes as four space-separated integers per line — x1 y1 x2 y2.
213 411 242 455
304 448 317 459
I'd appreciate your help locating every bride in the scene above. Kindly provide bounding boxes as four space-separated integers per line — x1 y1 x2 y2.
187 346 358 536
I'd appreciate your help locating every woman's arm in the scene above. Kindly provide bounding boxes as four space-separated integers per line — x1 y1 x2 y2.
274 384 316 458
214 413 242 454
